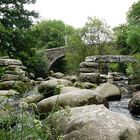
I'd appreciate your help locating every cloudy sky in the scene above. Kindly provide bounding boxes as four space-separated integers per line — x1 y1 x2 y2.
28 0 138 28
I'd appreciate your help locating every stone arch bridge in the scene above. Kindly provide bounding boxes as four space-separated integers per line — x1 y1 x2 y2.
44 46 136 70
44 46 72 70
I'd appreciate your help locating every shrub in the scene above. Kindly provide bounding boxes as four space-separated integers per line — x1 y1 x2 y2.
19 49 48 78
130 54 140 84
0 67 6 78
0 102 64 140
65 45 96 74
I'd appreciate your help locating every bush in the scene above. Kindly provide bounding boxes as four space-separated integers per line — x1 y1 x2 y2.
65 45 96 74
0 102 64 140
130 54 140 84
126 63 134 76
19 49 48 78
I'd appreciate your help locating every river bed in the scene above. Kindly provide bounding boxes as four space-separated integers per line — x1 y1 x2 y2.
109 98 140 123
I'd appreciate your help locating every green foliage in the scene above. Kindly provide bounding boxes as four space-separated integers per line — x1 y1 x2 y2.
109 63 129 74
0 102 64 140
126 63 134 76
0 67 6 78
81 17 113 55
113 0 140 55
26 49 48 78
65 26 84 46
127 0 140 24
113 24 132 55
130 53 140 84
65 45 96 74
109 63 120 72
0 0 38 56
14 81 31 94
33 20 66 49
126 25 140 53
0 0 48 78
126 0 140 54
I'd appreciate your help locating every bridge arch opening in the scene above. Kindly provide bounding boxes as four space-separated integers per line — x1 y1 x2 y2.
49 56 67 73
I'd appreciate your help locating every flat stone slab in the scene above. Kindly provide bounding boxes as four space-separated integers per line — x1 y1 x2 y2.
85 55 136 63
0 59 22 66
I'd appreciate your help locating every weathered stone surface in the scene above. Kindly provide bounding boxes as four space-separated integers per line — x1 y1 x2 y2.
0 59 22 66
5 70 18 75
81 82 97 89
37 89 108 113
94 83 121 101
85 55 136 63
100 74 113 83
54 105 140 140
128 84 140 93
52 72 64 79
0 90 19 96
79 68 99 73
63 75 78 83
36 77 44 81
21 94 44 104
46 46 69 70
100 74 113 80
60 86 80 94
74 81 97 89
29 73 35 79
80 61 99 68
1 74 19 81
6 65 27 71
79 73 100 83
38 79 72 95
128 91 140 115
0 81 25 90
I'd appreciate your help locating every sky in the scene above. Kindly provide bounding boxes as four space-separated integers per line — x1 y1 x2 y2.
28 0 139 28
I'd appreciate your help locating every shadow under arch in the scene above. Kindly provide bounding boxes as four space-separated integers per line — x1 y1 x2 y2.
49 55 67 73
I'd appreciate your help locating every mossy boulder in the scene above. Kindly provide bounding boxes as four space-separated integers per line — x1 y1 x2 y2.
38 79 72 96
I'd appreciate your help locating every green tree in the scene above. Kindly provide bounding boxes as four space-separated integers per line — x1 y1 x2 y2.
127 0 140 25
113 24 132 54
33 20 66 49
126 0 140 53
0 0 48 78
0 0 38 56
126 25 140 53
65 25 84 46
81 17 113 55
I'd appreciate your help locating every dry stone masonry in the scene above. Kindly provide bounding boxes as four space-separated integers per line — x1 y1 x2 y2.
0 58 31 91
80 55 136 84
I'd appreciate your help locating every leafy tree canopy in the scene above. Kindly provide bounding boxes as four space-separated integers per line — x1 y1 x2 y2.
0 0 38 56
125 0 140 53
81 17 113 55
127 0 140 25
33 20 66 49
113 0 140 55
113 24 132 54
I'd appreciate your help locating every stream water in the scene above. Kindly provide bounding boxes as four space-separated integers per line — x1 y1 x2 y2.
109 97 140 123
